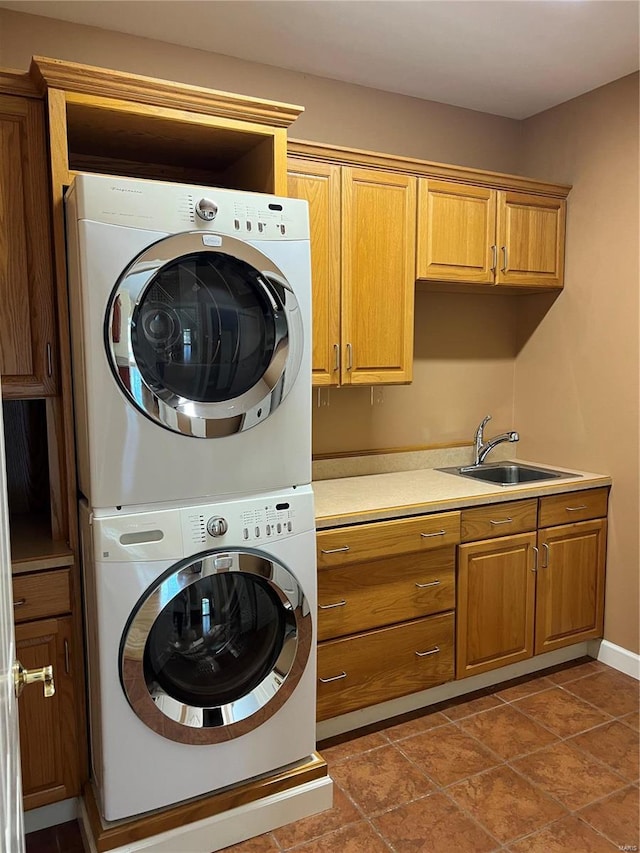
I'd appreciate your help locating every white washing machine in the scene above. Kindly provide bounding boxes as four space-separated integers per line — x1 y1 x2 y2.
65 174 312 510
79 485 317 821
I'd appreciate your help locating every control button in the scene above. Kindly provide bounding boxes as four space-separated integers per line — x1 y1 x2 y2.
246 221 252 231
280 224 286 235
206 516 228 537
234 219 240 230
195 198 218 221
243 528 249 540
266 524 271 535
287 521 292 532
255 526 260 537
277 523 282 534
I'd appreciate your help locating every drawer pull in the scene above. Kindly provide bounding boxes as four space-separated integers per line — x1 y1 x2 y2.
565 504 587 512
319 600 347 610
542 542 550 568
415 646 440 658
420 530 446 539
320 546 350 555
13 598 26 608
415 580 441 589
490 517 513 525
64 639 70 675
319 671 347 684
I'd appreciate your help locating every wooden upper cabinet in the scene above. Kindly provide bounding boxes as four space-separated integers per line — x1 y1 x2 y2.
415 179 567 291
0 94 57 398
496 191 566 288
287 160 341 385
417 179 496 284
341 167 416 385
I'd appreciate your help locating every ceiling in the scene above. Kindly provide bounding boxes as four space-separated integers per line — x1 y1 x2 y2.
1 0 638 118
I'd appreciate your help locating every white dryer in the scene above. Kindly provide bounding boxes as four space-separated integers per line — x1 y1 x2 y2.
65 174 311 510
79 485 317 821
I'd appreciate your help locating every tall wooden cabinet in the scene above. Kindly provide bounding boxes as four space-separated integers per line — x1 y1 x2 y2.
0 94 57 398
287 158 416 386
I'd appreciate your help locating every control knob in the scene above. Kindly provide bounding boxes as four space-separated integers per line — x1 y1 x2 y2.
195 198 218 221
206 516 228 537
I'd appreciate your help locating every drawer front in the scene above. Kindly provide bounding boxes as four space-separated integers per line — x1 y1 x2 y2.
318 549 455 640
538 488 608 528
12 569 71 623
461 499 538 542
316 512 460 568
316 612 454 720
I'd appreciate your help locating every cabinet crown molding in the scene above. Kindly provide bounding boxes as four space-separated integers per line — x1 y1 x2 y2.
288 138 572 198
29 56 304 128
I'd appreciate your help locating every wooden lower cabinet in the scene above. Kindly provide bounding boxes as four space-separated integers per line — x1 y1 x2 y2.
535 518 607 654
456 533 537 678
317 612 454 721
15 616 80 809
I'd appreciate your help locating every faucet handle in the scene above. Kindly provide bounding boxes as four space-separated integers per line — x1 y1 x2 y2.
475 414 492 440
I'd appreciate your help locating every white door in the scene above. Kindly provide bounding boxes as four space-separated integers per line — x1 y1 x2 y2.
0 386 25 853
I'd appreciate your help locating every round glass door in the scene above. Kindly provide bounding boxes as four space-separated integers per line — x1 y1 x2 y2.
119 550 312 745
106 233 304 437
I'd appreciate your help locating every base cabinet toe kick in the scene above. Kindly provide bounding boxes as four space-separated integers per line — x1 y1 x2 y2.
315 487 609 721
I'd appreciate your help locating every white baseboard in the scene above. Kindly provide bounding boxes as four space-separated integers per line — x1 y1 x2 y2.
79 776 333 853
588 639 640 680
23 798 78 834
317 642 591 740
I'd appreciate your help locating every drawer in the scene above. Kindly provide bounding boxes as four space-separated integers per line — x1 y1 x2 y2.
12 569 71 623
316 512 460 569
538 488 608 528
461 499 537 542
316 611 454 721
318 549 455 640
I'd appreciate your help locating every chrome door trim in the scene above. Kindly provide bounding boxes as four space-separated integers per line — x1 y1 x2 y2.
119 548 312 745
105 232 304 437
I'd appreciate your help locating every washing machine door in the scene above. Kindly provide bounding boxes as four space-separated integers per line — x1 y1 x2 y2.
119 549 312 744
106 233 303 437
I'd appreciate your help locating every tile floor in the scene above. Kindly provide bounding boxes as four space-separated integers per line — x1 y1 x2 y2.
25 658 639 853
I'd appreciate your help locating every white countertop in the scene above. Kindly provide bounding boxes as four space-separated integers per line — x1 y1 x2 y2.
313 459 611 528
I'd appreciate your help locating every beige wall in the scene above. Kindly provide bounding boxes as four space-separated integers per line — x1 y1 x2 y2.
515 73 640 655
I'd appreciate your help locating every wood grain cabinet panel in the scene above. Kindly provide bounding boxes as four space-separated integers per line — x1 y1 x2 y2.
0 94 57 398
496 191 566 288
317 612 454 721
288 157 416 386
316 511 460 568
15 616 81 809
416 179 496 284
460 499 538 543
12 569 71 623
538 487 609 528
416 180 566 290
456 533 537 678
535 518 607 654
317 549 455 641
286 160 341 385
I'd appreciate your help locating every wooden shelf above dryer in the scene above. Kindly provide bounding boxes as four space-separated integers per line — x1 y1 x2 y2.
30 55 304 193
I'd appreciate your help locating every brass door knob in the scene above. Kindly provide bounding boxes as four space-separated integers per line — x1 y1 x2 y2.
13 660 55 699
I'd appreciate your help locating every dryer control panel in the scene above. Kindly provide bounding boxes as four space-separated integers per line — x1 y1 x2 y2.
183 498 299 549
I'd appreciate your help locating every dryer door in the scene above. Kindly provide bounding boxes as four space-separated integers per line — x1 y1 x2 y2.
119 549 312 744
106 233 304 437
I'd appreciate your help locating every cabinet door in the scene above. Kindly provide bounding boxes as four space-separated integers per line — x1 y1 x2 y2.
341 167 416 385
535 519 606 655
287 159 341 386
457 533 537 679
0 95 57 398
15 617 80 809
496 191 566 288
416 179 496 283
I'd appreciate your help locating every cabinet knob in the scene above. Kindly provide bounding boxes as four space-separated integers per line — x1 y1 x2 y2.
13 660 55 699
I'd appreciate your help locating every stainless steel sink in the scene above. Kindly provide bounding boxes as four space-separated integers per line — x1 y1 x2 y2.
437 461 579 486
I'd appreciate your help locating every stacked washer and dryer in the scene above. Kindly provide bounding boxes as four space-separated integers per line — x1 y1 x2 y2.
65 174 318 823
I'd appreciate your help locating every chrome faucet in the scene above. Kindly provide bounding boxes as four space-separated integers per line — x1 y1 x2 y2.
474 415 519 465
